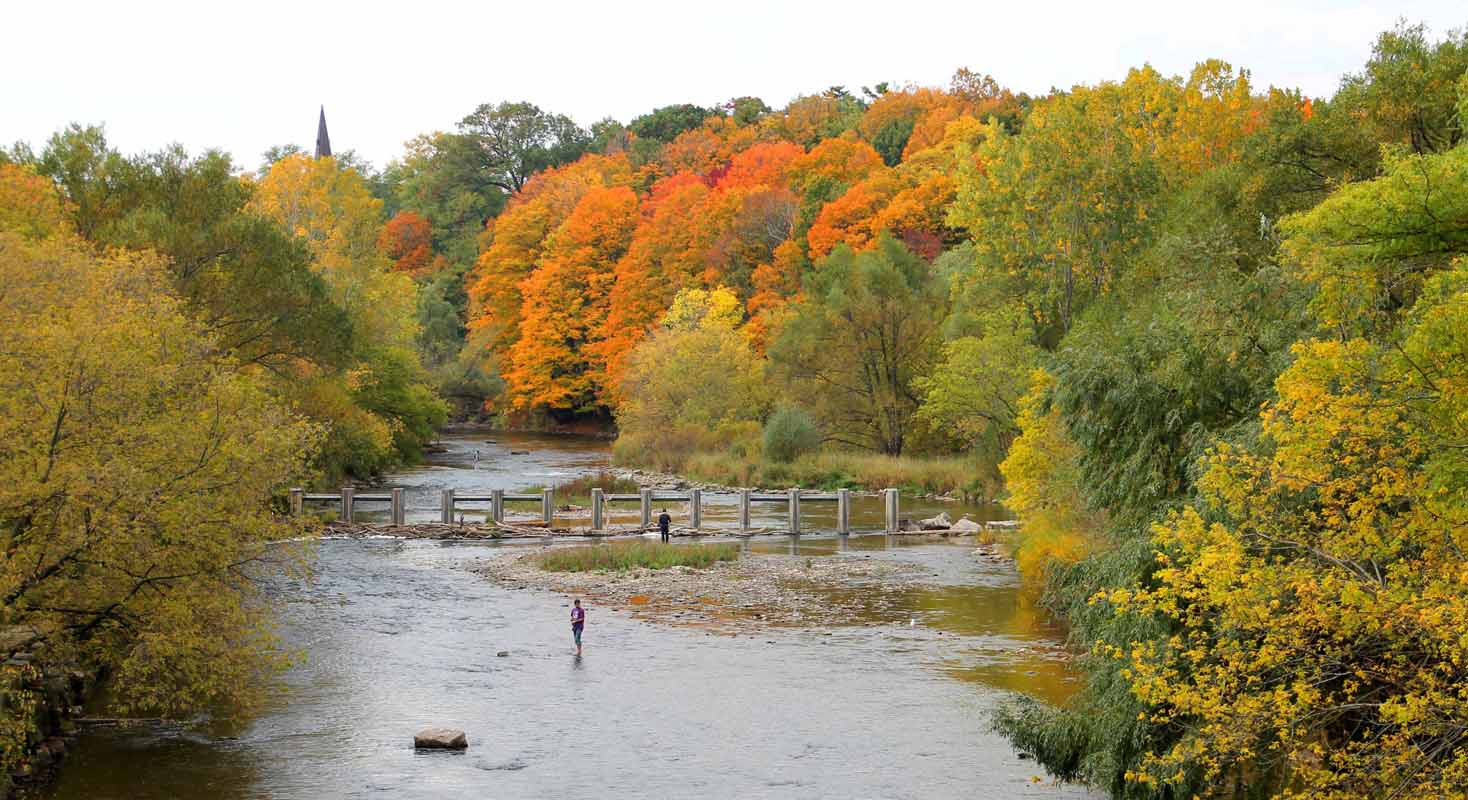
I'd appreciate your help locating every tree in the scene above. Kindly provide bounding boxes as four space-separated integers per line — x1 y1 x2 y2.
456 101 590 193
766 94 865 147
465 153 634 374
871 117 915 166
1334 22 1468 154
0 182 317 755
502 185 640 414
914 305 1038 464
1106 258 1468 796
378 210 437 274
250 154 446 469
994 370 1107 579
769 236 945 454
613 287 768 469
29 132 356 376
379 131 508 266
250 153 419 350
1280 144 1468 338
630 104 716 143
729 96 772 126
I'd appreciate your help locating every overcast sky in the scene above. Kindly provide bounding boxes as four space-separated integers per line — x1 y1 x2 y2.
3 0 1462 171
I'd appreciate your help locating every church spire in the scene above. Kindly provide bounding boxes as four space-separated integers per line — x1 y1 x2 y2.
315 106 332 159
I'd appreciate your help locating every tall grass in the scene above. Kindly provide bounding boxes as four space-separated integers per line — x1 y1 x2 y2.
536 541 741 572
674 449 994 498
532 471 641 505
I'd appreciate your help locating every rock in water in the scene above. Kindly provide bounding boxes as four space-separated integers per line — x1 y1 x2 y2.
919 511 953 530
950 515 982 533
414 728 468 750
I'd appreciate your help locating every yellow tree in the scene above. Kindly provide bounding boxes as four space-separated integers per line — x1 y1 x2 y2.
0 173 318 759
1105 141 1468 797
249 154 418 350
614 286 768 470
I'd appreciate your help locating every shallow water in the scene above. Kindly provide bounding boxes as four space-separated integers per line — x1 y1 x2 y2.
39 433 1095 799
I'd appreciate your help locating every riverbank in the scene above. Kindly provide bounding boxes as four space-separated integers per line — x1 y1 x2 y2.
0 634 100 798
475 537 1013 634
613 447 998 501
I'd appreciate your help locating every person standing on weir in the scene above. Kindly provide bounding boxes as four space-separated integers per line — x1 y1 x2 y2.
571 599 585 656
658 508 671 543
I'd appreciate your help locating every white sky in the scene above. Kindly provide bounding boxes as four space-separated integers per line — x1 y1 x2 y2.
3 0 1462 171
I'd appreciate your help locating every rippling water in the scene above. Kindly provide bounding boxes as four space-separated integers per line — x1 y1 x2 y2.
39 433 1096 799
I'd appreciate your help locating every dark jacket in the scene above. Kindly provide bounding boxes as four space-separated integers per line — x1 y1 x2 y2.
657 512 671 532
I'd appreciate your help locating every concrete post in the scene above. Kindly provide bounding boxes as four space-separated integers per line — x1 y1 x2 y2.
542 488 555 525
441 489 455 524
390 487 405 526
884 488 899 533
289 488 303 517
491 489 505 524
837 488 850 535
738 489 751 532
591 488 604 531
788 487 801 534
640 488 652 527
340 487 354 523
690 488 702 530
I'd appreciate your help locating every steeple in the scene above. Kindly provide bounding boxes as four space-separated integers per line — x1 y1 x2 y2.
315 106 332 159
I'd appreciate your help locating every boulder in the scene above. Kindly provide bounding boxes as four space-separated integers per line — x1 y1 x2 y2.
950 516 982 533
919 512 953 530
414 728 468 750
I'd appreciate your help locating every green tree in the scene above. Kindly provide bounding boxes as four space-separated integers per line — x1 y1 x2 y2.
770 236 945 454
871 117 916 166
456 101 590 194
629 103 716 143
914 305 1039 465
1334 21 1468 155
729 96 771 126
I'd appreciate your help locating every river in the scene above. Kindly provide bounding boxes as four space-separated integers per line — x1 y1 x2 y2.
38 433 1094 799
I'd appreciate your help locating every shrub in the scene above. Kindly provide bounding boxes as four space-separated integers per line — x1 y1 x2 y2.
763 406 821 463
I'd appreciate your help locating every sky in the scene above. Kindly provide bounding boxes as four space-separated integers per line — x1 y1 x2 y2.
3 0 1463 171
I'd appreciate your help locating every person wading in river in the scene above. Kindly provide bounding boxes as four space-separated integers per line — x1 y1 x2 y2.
571 599 585 656
657 508 671 543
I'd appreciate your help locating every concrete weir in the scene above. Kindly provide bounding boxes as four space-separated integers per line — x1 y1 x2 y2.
292 485 904 534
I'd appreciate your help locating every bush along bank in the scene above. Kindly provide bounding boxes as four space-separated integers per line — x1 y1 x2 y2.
615 448 996 501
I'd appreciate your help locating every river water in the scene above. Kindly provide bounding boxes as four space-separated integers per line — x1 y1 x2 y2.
39 433 1094 799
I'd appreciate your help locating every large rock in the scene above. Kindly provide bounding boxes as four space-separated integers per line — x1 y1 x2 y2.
919 511 952 530
950 516 982 533
414 728 468 750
